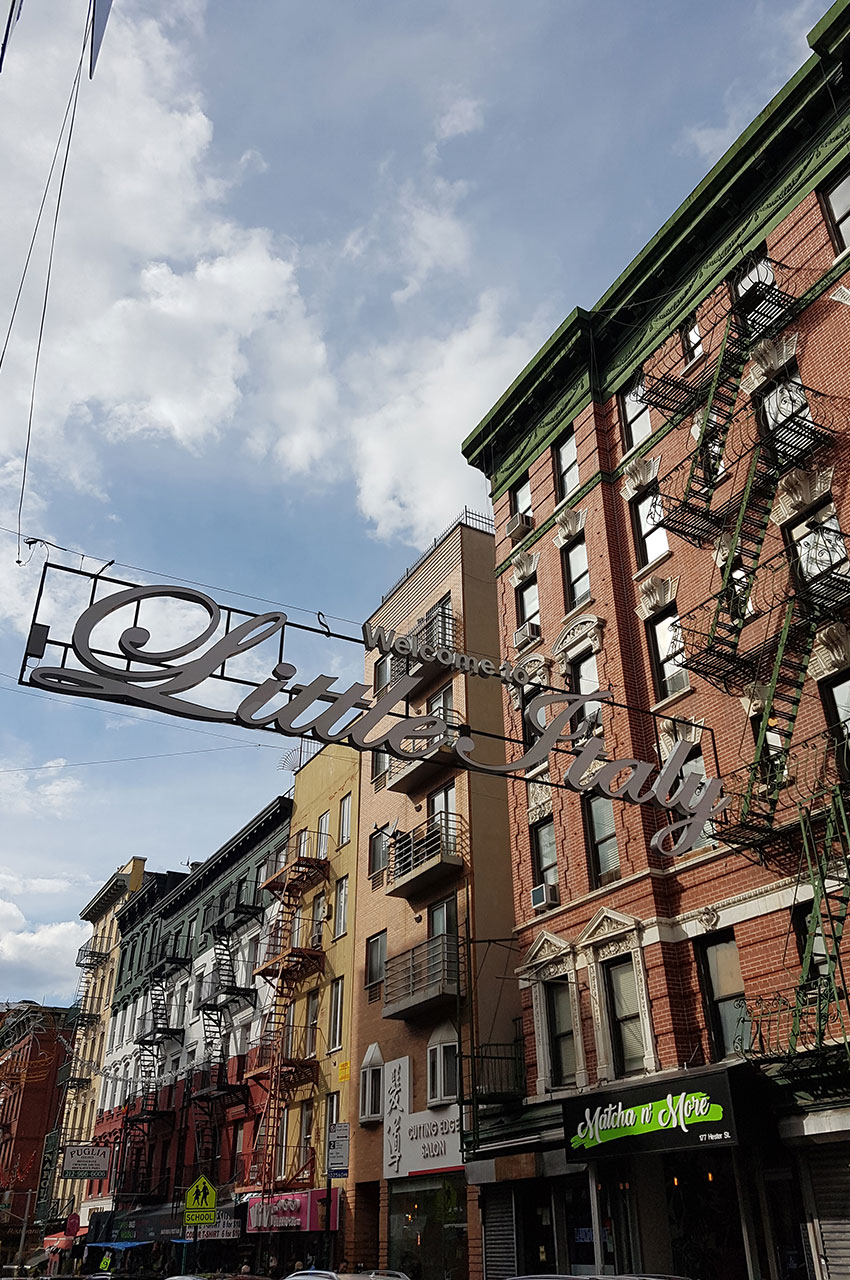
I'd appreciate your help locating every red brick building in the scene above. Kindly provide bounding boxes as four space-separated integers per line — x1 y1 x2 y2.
461 6 850 1279
0 1004 74 1267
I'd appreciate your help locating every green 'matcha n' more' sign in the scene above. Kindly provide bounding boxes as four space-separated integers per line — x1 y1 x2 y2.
563 1070 738 1158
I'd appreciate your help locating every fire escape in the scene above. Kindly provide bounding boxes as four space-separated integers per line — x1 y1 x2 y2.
178 881 261 1198
648 252 850 1096
117 949 185 1206
242 833 330 1195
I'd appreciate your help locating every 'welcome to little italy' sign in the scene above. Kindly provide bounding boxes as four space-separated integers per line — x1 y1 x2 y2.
562 1070 738 1157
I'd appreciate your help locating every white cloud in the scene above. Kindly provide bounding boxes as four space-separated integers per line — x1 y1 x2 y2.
0 757 83 816
0 899 26 932
346 290 544 544
0 918 89 1003
435 97 484 142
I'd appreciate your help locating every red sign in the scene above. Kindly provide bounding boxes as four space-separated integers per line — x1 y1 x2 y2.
246 1189 339 1233
65 1214 80 1238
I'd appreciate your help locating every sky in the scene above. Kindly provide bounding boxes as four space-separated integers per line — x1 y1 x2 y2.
0 0 826 1002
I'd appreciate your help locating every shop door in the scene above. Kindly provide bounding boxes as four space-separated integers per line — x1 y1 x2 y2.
482 1185 517 1280
807 1146 850 1279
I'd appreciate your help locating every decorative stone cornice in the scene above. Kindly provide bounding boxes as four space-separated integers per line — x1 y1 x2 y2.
516 928 574 981
770 466 834 525
740 333 799 393
552 614 604 673
810 621 850 680
509 549 540 588
621 455 660 500
657 717 704 762
508 654 552 709
552 506 588 548
635 574 679 620
527 770 553 824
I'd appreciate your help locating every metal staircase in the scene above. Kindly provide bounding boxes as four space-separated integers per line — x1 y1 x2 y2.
244 834 330 1195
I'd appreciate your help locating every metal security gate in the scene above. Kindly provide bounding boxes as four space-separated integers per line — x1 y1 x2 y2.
808 1146 850 1278
482 1184 517 1280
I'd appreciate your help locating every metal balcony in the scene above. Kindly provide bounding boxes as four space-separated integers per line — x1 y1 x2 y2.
262 839 331 895
733 257 798 342
201 880 263 934
76 938 109 969
383 934 462 1020
191 1057 247 1100
471 1041 527 1102
386 812 466 898
151 935 193 976
198 971 256 1012
389 609 462 685
254 922 325 982
386 713 464 794
136 1016 184 1046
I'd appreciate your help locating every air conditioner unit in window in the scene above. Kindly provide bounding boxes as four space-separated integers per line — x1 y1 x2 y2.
505 511 534 542
513 620 541 649
530 882 560 910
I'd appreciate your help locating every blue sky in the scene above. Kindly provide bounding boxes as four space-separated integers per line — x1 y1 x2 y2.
0 0 825 1000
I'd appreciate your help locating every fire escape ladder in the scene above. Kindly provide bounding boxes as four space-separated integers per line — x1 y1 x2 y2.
793 794 850 1062
710 445 777 648
687 313 750 501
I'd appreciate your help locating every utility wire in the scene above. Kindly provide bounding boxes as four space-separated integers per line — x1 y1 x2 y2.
0 744 262 774
16 5 91 561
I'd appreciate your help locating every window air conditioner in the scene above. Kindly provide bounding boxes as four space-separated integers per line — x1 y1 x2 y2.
513 620 541 649
505 511 534 542
530 882 560 910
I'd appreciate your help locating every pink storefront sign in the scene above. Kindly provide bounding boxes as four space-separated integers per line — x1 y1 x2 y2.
247 1188 339 1233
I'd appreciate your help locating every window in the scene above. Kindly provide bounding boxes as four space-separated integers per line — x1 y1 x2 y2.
585 794 619 886
305 990 319 1057
562 535 590 611
569 650 603 737
620 378 652 450
787 501 848 589
554 429 579 500
428 896 458 938
681 314 703 363
374 654 391 695
359 1044 383 1122
333 875 349 939
427 780 455 828
511 475 533 517
365 932 387 987
427 683 453 722
648 607 689 701
368 829 390 876
310 892 325 946
545 982 576 1087
328 977 344 1051
632 486 669 567
604 956 644 1076
299 1098 314 1165
371 749 390 782
425 594 453 648
244 935 260 985
316 810 330 859
532 818 558 889
338 793 351 846
825 168 850 251
296 828 309 860
698 931 746 1059
427 1033 459 1106
516 577 540 628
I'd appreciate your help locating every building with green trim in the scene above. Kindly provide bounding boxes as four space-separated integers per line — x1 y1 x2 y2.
461 4 850 1278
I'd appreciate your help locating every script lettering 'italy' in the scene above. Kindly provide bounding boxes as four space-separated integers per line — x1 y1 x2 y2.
25 584 728 854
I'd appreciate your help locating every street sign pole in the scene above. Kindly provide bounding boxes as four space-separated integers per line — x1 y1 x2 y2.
192 1222 198 1274
322 1171 332 1269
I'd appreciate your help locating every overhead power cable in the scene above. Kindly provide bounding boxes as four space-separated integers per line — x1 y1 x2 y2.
15 4 92 561
0 744 262 774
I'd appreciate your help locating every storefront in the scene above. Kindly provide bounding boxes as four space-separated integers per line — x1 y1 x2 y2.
246 1188 340 1272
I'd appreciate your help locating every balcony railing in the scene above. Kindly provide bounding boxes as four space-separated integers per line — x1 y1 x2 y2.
198 970 256 1011
76 938 110 969
234 1143 316 1191
386 712 464 794
736 977 849 1060
262 837 332 894
255 921 325 979
136 1016 184 1045
201 880 262 933
389 610 462 686
470 1041 527 1101
383 934 461 1020
387 812 466 897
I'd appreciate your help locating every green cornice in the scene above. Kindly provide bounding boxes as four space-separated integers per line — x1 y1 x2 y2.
464 0 850 496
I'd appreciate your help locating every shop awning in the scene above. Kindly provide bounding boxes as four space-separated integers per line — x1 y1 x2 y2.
100 1241 148 1250
43 1234 74 1251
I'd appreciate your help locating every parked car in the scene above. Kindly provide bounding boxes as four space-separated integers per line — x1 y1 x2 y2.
508 1274 693 1280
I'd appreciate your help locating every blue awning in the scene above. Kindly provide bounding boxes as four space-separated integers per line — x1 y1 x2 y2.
99 1241 149 1250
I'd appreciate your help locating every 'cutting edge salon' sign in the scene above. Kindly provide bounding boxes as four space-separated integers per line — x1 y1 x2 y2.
22 581 729 855
562 1070 738 1157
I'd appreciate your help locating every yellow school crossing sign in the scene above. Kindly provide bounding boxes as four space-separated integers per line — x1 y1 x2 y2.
184 1174 217 1225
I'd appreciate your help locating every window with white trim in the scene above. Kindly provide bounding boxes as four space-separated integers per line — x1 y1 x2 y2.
333 875 349 939
620 378 652 450
338 792 351 846
328 977 344 1052
604 956 644 1077
317 810 330 859
545 981 576 1087
359 1043 383 1122
427 1022 459 1106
